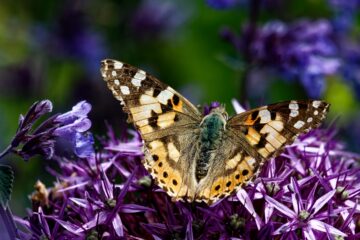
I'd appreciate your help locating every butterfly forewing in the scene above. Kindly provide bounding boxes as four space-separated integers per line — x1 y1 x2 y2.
228 100 330 160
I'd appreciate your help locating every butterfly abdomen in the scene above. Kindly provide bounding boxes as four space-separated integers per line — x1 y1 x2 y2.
196 112 226 181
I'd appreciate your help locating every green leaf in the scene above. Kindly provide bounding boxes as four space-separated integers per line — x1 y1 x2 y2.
0 165 14 207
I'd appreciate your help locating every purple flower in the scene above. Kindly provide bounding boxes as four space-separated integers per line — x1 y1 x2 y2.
0 100 93 161
223 20 341 98
13 100 360 239
53 101 94 159
203 101 221 115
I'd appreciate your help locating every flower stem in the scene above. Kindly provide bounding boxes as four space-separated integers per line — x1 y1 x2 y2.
0 145 13 160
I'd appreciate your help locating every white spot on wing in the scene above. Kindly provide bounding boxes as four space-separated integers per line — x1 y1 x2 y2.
294 120 305 129
307 117 313 123
226 153 242 170
134 70 146 80
168 142 180 162
114 79 120 85
290 110 299 117
131 78 143 87
140 94 157 104
259 109 271 123
314 110 319 115
112 71 117 77
289 101 299 110
312 101 321 108
120 86 130 95
268 121 284 131
157 88 174 104
114 62 123 69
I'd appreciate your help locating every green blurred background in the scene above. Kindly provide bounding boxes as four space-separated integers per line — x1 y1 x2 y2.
0 0 359 215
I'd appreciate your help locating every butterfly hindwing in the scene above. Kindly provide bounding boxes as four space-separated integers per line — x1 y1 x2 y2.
228 100 330 160
194 142 258 205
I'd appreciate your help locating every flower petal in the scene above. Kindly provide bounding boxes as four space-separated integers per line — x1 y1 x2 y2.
231 99 246 114
311 189 336 216
237 189 263 229
273 221 297 235
265 195 297 218
308 219 347 237
303 226 316 240
112 214 123 237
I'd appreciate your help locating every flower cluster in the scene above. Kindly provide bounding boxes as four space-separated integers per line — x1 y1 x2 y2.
11 101 360 239
0 100 93 161
222 20 340 98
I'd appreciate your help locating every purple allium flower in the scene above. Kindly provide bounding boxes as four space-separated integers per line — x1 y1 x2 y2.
223 20 341 98
13 100 360 239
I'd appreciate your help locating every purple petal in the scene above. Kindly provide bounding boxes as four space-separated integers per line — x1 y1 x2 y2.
264 195 297 218
55 101 91 124
79 212 108 232
49 217 83 236
120 204 155 213
69 198 88 208
112 214 123 237
237 189 263 229
36 207 50 237
264 202 274 224
273 221 297 235
306 182 319 212
231 99 246 114
303 227 316 240
311 189 336 216
308 219 347 237
290 177 304 213
186 216 193 240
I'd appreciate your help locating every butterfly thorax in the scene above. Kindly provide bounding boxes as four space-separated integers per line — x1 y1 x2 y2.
196 108 227 181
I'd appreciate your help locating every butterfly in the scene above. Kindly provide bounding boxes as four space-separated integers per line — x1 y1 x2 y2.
100 59 330 205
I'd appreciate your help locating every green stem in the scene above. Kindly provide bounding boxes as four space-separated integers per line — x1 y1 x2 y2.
0 145 13 160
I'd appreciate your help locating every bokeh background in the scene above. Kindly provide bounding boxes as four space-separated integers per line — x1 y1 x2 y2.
0 0 359 215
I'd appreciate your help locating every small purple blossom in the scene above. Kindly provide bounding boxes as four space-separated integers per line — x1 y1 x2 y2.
11 100 360 239
203 101 221 115
0 100 93 161
53 101 94 159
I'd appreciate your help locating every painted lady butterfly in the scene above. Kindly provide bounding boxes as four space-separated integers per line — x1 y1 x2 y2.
101 59 329 205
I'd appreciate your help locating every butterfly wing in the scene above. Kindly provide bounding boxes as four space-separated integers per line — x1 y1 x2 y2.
194 137 258 205
101 59 202 201
195 100 329 205
227 100 329 160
